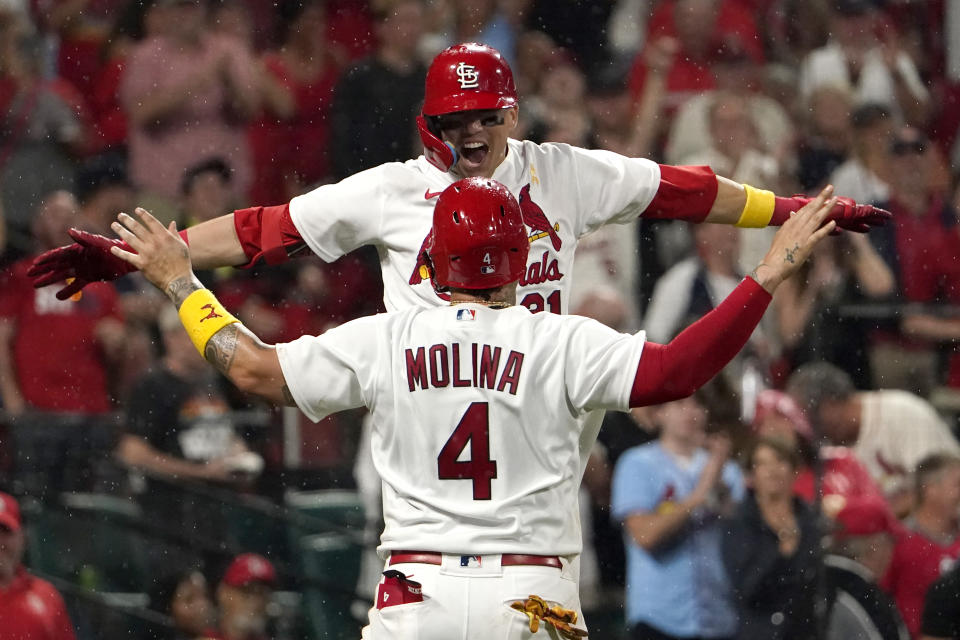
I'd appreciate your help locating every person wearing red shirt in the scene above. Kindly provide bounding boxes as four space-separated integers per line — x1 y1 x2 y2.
0 191 124 415
628 0 764 114
751 389 889 518
883 454 960 637
0 191 124 495
870 126 960 390
0 492 77 640
248 0 344 205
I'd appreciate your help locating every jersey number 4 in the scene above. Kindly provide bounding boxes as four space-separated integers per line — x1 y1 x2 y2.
437 402 498 500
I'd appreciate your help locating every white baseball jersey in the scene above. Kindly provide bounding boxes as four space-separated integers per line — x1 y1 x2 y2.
289 138 661 314
276 303 646 557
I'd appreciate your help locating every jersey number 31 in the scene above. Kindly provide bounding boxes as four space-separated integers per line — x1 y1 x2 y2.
437 402 498 500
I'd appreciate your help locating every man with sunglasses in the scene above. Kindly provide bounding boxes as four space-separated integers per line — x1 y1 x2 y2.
31 42 889 317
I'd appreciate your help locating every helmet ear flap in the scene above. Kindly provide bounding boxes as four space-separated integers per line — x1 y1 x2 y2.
417 115 458 172
422 250 446 295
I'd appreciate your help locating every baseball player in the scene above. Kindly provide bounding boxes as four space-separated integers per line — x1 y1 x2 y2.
30 42 888 314
107 177 839 639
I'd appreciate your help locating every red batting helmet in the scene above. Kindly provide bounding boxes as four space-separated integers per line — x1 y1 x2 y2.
425 178 528 291
417 43 518 172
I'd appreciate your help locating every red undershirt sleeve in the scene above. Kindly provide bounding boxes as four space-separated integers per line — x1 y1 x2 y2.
641 164 719 223
233 204 307 268
629 277 772 406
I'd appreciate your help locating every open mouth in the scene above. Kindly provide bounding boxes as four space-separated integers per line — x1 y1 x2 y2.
460 141 489 166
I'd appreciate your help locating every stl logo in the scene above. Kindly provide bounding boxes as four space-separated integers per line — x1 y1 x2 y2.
456 62 480 89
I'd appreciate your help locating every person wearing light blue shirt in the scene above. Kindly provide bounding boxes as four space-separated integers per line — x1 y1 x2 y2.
612 394 745 640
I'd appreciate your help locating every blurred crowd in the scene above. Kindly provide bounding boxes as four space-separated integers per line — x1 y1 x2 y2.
0 0 960 639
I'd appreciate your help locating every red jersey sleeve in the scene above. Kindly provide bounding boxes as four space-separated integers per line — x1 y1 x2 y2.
630 276 771 406
233 204 307 268
641 165 718 223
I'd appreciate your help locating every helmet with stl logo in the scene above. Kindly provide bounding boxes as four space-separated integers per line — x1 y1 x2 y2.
424 178 528 291
417 43 518 172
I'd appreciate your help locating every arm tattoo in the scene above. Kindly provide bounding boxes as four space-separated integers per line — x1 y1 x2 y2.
784 243 800 264
281 384 296 406
204 323 239 375
167 275 204 309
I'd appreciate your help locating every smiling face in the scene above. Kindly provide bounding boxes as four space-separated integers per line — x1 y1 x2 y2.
436 107 518 178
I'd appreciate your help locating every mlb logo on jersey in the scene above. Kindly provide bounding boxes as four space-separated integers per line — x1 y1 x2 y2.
460 555 482 568
456 308 476 321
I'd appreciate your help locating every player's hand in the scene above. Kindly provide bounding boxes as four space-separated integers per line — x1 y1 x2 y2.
27 228 137 300
109 208 193 293
753 186 839 293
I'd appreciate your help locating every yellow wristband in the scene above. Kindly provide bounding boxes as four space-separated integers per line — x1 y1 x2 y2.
178 289 239 356
736 184 776 228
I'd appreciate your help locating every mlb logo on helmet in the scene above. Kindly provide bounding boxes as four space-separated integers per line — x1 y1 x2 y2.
480 251 494 274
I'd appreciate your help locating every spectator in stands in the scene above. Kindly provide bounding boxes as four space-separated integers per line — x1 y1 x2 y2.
643 223 772 382
74 158 136 237
181 158 235 227
796 85 854 193
723 436 822 640
0 191 124 496
883 454 960 637
150 569 216 640
524 0 615 75
120 0 258 223
611 393 744 640
751 389 888 518
871 127 960 391
422 0 517 65
773 229 894 388
628 0 764 117
0 17 85 255
829 103 893 206
679 90 789 273
922 563 960 640
34 0 130 98
0 492 77 640
211 553 276 640
86 0 168 157
665 45 794 170
116 306 260 488
825 499 909 640
248 0 344 204
524 56 591 147
117 306 262 567
786 362 960 517
799 0 929 127
329 0 426 179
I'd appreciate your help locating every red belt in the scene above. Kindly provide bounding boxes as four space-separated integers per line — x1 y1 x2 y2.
389 551 561 569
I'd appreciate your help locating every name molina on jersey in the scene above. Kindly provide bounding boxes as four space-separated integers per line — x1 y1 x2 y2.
404 343 524 395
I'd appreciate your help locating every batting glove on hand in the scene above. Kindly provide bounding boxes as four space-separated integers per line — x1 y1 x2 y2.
775 195 892 232
27 228 136 300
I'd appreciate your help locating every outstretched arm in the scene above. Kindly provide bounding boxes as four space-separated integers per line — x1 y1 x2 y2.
27 203 305 299
645 166 890 231
630 186 839 407
109 210 294 407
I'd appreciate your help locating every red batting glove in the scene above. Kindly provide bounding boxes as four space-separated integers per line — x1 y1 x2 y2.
772 195 892 232
27 228 138 300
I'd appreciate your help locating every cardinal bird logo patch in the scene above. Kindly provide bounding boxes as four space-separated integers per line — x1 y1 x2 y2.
409 232 434 285
519 184 562 250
